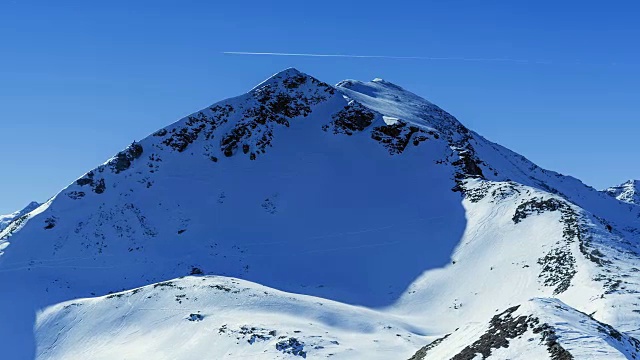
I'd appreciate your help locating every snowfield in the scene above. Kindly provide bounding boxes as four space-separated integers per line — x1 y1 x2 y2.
2 68 640 359
36 276 427 360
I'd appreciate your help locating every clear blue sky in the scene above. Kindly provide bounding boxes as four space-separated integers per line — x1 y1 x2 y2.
1 0 639 214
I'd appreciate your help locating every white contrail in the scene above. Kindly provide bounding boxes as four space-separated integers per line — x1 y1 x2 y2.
222 51 548 64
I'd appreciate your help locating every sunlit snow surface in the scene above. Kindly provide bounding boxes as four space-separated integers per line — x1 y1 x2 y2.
2 68 640 359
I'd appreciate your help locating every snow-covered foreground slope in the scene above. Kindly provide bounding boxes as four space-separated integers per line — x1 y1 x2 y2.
2 68 640 359
0 201 40 232
36 276 426 360
604 180 640 205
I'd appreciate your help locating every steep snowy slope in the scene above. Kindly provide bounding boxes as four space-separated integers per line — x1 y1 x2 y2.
0 69 464 307
2 68 640 359
1 69 465 359
337 75 640 337
0 201 40 232
604 180 640 205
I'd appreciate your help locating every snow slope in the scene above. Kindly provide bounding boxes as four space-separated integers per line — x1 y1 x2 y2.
36 276 426 360
2 68 640 359
604 180 640 205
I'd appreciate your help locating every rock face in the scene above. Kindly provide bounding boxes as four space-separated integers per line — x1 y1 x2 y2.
2 68 640 359
604 180 640 205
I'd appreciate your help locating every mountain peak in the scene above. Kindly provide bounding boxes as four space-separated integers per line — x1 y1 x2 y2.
371 77 405 89
336 77 466 140
625 179 640 187
24 201 40 209
275 67 304 76
250 67 310 90
604 179 640 205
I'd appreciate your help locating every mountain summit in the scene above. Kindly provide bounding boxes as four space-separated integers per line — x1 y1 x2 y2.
2 69 640 359
604 180 640 205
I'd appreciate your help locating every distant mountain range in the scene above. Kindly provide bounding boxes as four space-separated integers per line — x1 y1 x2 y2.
0 201 40 232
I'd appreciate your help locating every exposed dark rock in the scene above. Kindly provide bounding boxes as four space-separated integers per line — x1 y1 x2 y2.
218 324 278 345
151 73 334 160
447 125 492 199
76 170 105 193
532 324 574 360
370 120 430 155
162 106 233 152
513 198 564 224
578 231 611 267
93 179 106 194
0 214 29 240
450 306 529 360
153 129 168 137
604 279 623 294
44 217 57 230
537 247 576 295
452 149 484 179
238 326 276 344
76 171 94 186
408 334 450 360
323 102 376 135
462 182 493 203
67 191 86 200
209 284 232 292
410 305 581 360
510 193 616 296
153 281 176 288
463 182 523 204
167 116 209 152
220 75 332 159
513 197 580 294
261 198 277 214
110 142 144 173
221 125 251 157
282 74 308 89
105 292 125 299
276 337 306 358
187 313 204 322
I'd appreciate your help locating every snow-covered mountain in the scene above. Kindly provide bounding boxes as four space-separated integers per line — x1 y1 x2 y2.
0 201 41 232
604 180 640 205
2 68 640 360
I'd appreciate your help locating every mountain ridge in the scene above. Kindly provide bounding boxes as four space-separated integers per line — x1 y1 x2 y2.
0 201 41 232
